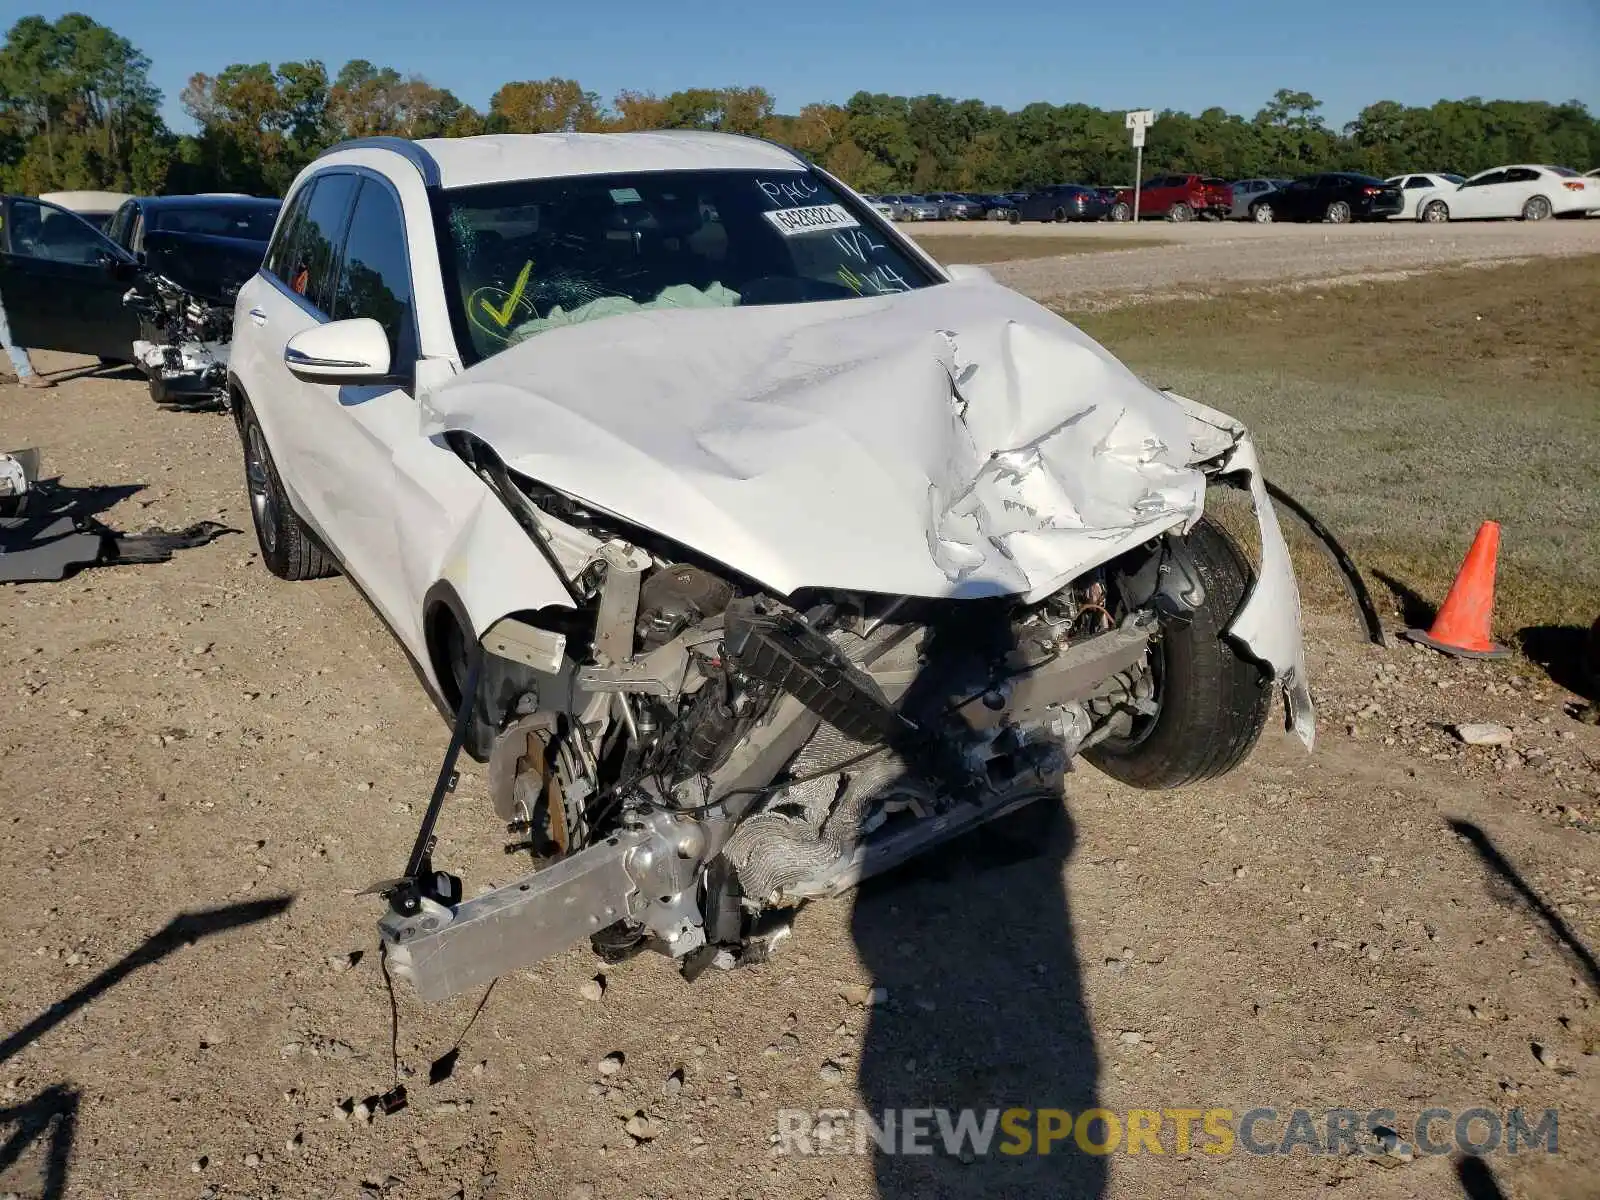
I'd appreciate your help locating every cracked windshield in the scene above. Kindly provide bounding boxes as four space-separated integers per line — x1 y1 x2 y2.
443 168 938 363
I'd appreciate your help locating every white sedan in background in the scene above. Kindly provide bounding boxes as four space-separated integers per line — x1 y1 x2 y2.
1413 164 1600 222
1383 172 1463 220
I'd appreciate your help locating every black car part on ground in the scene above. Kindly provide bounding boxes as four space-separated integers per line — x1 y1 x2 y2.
1263 479 1385 647
0 466 236 584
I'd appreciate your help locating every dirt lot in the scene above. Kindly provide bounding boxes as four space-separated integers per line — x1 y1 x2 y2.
1 235 1597 1200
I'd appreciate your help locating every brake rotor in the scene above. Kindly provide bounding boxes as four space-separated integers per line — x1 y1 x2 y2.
489 714 591 862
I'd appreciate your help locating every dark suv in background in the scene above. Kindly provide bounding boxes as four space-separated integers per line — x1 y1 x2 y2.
1015 184 1113 222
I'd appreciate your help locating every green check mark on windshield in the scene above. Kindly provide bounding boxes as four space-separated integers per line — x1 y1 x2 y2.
480 260 533 327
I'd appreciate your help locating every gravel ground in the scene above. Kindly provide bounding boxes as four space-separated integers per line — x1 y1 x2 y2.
0 330 1596 1200
905 219 1600 310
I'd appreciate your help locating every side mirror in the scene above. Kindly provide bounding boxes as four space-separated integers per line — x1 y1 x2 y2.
944 263 994 285
284 318 392 384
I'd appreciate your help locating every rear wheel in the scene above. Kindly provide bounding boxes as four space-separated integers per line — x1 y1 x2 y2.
1252 202 1275 223
239 402 337 581
1325 200 1352 223
1521 195 1552 221
1168 202 1193 222
1006 209 1020 225
1085 518 1272 789
1052 206 1068 223
1110 202 1132 222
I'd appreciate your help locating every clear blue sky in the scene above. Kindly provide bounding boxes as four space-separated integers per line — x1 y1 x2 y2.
27 0 1600 131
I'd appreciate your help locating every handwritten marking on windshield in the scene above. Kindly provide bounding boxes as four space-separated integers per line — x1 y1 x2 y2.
832 228 885 264
837 264 912 296
480 260 534 327
757 177 820 207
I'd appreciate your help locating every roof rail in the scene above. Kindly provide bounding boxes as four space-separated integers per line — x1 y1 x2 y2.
315 137 441 187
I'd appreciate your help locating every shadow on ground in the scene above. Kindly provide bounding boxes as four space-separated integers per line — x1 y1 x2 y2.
850 799 1104 1199
1515 624 1597 702
0 897 292 1198
1447 819 1597 993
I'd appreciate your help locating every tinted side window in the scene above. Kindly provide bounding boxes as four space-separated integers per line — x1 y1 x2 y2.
333 179 415 368
1503 168 1539 183
3 199 113 265
264 185 312 280
269 173 357 312
1465 171 1506 188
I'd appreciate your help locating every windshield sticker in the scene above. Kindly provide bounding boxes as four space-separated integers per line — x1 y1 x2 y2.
762 204 860 237
757 177 820 207
609 188 642 204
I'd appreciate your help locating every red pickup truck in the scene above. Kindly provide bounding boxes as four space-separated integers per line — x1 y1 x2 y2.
1111 175 1233 222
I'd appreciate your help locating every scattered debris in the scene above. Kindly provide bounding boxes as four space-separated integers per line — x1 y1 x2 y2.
1454 723 1513 747
579 975 605 1002
598 1052 624 1076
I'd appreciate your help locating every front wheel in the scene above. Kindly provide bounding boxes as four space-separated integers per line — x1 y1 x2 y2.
1084 518 1272 789
239 402 338 581
1110 202 1131 222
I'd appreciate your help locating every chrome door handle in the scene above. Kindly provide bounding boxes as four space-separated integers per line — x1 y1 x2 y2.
248 307 267 326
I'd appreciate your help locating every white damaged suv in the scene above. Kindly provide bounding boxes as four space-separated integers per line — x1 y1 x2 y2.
228 133 1314 998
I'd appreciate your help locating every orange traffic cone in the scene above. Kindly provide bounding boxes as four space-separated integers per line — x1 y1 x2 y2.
1401 521 1509 659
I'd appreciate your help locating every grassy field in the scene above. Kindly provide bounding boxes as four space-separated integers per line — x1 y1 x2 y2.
912 233 1171 264
1071 256 1600 641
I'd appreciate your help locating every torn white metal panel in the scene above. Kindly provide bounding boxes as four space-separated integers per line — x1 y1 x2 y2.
421 280 1211 600
1171 392 1316 749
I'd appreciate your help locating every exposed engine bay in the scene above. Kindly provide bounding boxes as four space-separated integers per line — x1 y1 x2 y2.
378 437 1291 1001
123 271 233 407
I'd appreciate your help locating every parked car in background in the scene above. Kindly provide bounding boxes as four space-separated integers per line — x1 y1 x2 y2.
1110 175 1232 222
1246 173 1402 223
37 190 134 231
1589 168 1600 215
1383 173 1466 220
1411 165 1599 222
0 193 141 361
974 193 1019 220
884 194 942 221
925 192 985 220
1227 178 1291 220
105 194 282 404
861 195 898 221
1016 184 1113 223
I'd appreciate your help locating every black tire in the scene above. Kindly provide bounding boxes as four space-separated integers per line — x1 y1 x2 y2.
238 401 337 581
1168 202 1193 222
148 376 169 405
1085 518 1272 789
1052 206 1068 222
1006 209 1020 225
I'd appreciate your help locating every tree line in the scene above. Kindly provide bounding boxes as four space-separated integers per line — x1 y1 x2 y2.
3 13 1597 201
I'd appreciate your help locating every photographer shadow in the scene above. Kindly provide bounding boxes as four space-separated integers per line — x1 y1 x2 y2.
0 897 291 1198
849 792 1104 1199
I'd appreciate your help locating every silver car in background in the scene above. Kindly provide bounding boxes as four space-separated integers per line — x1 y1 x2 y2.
884 194 943 221
1227 178 1291 220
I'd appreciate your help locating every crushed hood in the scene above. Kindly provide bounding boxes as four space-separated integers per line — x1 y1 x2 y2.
423 280 1226 601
